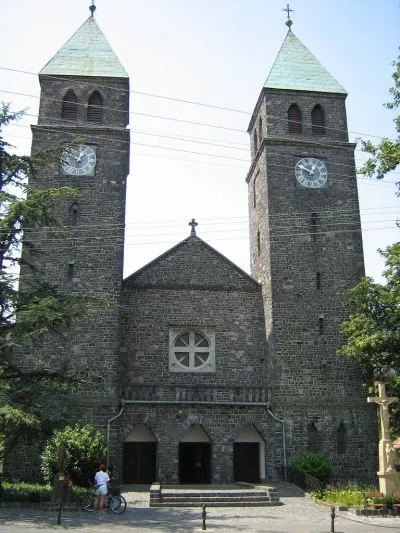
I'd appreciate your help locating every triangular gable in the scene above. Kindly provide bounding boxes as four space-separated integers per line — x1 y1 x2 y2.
123 236 259 291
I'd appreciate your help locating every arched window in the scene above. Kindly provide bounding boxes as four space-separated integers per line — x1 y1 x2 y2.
253 129 258 154
337 423 346 454
87 91 103 123
258 116 263 140
257 230 261 254
61 90 78 122
288 104 302 133
312 105 325 135
308 422 318 452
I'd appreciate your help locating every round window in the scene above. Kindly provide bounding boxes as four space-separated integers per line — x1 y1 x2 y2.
173 330 211 369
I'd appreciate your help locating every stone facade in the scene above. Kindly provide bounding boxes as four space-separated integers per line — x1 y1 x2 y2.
7 17 378 485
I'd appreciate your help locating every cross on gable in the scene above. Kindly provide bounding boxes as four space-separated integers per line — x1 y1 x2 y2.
189 218 198 236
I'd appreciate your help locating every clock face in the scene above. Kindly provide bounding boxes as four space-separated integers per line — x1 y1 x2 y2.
295 157 328 188
60 145 97 176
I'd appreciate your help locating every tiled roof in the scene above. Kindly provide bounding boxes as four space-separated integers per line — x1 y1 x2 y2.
40 17 128 78
264 30 346 94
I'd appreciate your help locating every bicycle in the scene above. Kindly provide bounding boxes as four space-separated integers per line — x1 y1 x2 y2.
81 484 127 514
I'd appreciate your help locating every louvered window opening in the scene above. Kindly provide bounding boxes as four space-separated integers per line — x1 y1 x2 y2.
337 423 346 454
288 104 302 133
62 91 78 122
312 105 325 135
308 423 318 452
87 92 103 124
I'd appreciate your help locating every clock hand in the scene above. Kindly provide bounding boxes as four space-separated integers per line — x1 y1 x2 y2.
299 164 313 175
75 150 85 163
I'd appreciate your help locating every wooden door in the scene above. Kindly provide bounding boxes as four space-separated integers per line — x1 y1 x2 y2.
179 442 211 484
123 442 157 484
233 442 260 483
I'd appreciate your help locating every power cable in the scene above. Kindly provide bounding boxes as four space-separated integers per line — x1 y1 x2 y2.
0 66 394 142
1 83 397 143
3 123 400 182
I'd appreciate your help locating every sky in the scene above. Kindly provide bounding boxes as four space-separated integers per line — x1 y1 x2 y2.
1 0 399 282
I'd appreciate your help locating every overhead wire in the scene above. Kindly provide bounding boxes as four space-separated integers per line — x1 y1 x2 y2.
3 122 400 183
0 66 395 142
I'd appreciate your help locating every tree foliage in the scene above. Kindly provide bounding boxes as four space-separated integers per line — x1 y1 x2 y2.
41 424 106 485
339 243 400 434
0 103 101 462
339 244 400 378
359 53 400 190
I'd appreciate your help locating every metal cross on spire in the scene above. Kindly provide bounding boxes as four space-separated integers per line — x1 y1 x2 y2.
89 0 96 17
283 3 294 30
189 218 198 237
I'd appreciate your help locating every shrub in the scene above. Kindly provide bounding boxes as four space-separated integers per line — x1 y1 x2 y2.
41 423 106 486
311 483 367 506
2 482 52 502
290 451 332 483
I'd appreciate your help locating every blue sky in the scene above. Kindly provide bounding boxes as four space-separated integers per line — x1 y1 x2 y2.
1 0 399 282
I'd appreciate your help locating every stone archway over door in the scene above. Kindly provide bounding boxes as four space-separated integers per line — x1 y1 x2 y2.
123 423 157 484
179 425 211 484
233 425 265 483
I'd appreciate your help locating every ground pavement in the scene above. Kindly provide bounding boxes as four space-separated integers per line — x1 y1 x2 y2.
1 483 399 532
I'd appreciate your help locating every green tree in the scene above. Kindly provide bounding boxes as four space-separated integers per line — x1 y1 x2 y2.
0 104 100 463
41 424 106 485
339 243 400 433
359 53 400 189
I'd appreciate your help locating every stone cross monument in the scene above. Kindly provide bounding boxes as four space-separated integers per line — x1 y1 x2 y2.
368 382 400 494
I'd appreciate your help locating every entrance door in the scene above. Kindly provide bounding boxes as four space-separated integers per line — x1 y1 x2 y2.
123 442 157 484
233 442 260 483
179 442 211 484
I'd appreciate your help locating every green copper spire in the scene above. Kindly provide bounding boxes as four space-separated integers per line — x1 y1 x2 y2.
264 30 346 94
40 16 128 78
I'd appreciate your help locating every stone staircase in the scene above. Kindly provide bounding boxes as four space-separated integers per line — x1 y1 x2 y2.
149 483 282 507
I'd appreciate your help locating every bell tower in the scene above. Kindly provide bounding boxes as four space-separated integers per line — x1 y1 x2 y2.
247 18 376 478
19 6 129 417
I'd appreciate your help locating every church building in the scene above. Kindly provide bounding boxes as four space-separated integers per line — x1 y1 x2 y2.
10 5 377 484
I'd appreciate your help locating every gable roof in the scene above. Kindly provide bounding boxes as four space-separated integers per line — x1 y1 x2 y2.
40 17 128 78
123 236 260 291
264 30 347 94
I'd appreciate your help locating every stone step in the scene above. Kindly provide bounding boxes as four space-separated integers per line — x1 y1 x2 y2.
150 500 283 508
159 491 270 498
158 494 270 503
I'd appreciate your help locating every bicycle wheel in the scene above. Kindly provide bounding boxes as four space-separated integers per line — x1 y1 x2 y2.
110 494 127 514
82 490 96 511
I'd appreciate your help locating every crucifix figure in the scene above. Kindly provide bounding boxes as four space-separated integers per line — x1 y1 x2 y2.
189 218 198 237
368 382 398 472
